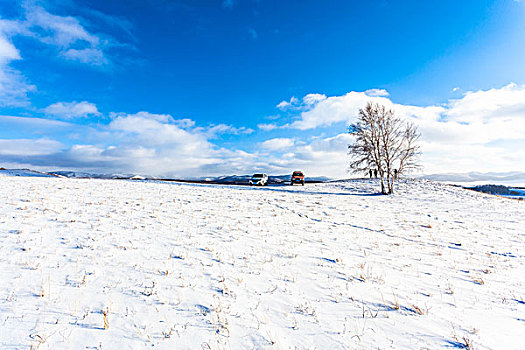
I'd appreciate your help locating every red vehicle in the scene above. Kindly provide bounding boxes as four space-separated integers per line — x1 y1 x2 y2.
291 171 305 186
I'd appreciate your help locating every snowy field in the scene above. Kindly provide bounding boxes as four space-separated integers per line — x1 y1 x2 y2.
0 177 524 349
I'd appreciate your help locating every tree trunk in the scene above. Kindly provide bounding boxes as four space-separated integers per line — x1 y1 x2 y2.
379 171 387 194
385 171 394 194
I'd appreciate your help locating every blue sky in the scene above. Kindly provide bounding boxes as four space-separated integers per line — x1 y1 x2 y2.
1 0 525 177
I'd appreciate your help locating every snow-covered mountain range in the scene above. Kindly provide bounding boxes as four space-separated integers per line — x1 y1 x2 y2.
2 167 525 187
0 168 330 184
420 171 525 187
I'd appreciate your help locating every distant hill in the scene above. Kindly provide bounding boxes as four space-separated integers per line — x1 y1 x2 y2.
0 168 153 180
198 174 331 185
0 168 331 184
420 171 525 187
49 170 145 180
0 168 57 178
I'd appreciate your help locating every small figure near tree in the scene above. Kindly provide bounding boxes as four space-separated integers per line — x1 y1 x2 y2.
348 102 421 194
369 169 373 178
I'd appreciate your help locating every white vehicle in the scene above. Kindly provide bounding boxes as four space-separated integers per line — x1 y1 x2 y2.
249 173 268 186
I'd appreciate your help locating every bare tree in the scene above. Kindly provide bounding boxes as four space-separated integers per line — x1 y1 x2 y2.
348 102 421 194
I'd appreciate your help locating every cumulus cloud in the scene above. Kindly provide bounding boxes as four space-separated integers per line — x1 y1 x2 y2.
246 133 355 178
290 91 390 130
276 94 327 112
302 93 327 105
278 83 525 174
446 83 525 123
37 112 257 177
286 85 525 139
276 96 299 110
365 88 389 97
108 112 208 149
3 82 525 177
44 101 101 119
172 118 195 128
260 138 294 151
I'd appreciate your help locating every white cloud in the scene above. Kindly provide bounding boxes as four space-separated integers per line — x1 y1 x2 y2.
60 48 107 66
446 83 525 123
245 133 355 178
0 21 35 106
0 3 115 67
279 83 525 174
0 2 121 106
258 123 278 131
302 93 327 105
60 112 254 177
0 115 71 128
0 112 258 177
0 66 35 107
276 95 328 111
365 88 389 97
68 144 106 160
24 4 110 66
290 91 391 130
260 138 294 151
202 124 254 137
25 4 100 48
0 138 63 156
277 96 299 110
103 145 156 159
0 34 21 62
3 82 525 177
44 101 101 119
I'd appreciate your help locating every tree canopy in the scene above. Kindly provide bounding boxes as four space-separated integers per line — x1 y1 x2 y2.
348 102 421 194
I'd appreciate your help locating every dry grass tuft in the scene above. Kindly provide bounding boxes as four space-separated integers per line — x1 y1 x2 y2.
102 310 109 330
392 293 400 310
411 305 424 315
472 277 484 285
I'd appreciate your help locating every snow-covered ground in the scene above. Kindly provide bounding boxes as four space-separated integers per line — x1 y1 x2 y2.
0 177 524 349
